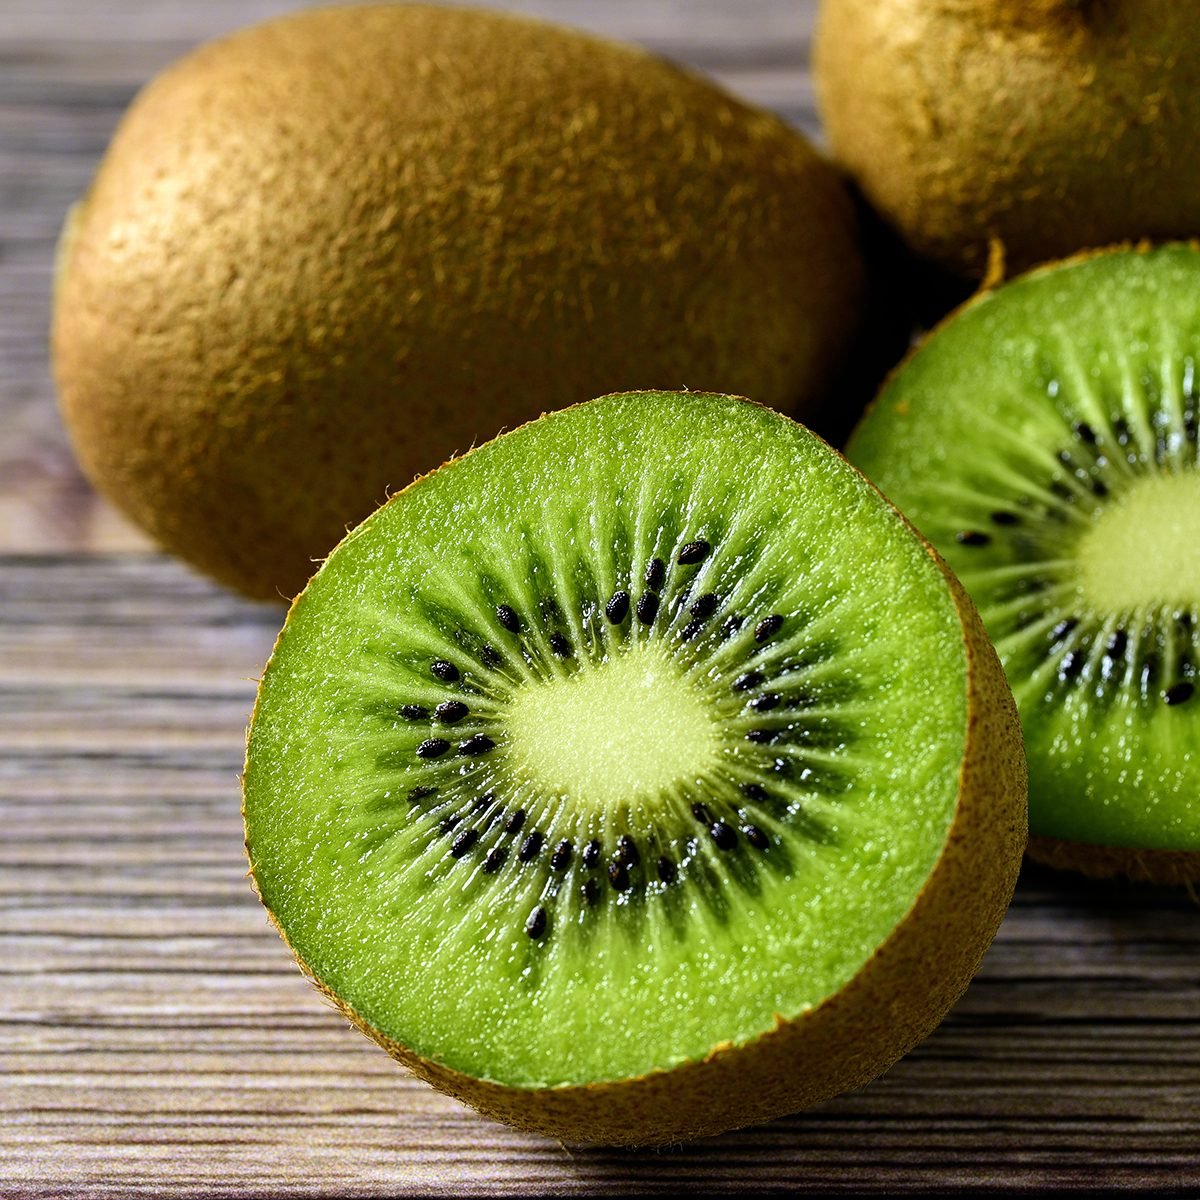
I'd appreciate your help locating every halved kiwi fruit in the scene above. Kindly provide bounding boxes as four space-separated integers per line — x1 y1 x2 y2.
243 391 1025 1146
847 244 1200 885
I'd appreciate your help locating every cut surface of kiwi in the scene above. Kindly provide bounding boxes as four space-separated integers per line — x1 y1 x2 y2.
243 391 1025 1145
847 245 1200 880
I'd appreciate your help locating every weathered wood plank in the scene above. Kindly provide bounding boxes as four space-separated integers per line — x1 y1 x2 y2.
3 553 1200 1193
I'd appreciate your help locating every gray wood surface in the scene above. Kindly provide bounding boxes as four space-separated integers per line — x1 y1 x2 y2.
3 2 1199 1195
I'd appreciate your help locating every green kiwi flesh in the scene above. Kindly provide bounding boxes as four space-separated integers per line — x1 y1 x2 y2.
243 391 1025 1144
847 245 1200 880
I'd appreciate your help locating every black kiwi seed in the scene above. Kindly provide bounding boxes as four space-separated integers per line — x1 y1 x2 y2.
680 618 705 642
450 828 479 859
746 728 775 743
582 878 601 905
399 704 429 720
458 734 495 756
478 644 503 668
431 659 459 682
438 815 460 835
734 670 764 692
434 700 469 724
495 604 520 632
483 846 507 873
1059 650 1084 682
721 615 744 639
754 614 784 643
691 802 712 825
1105 630 1128 660
417 737 451 759
505 808 526 835
677 539 711 565
709 821 737 850
1050 618 1078 644
548 632 572 657
582 838 601 868
690 593 719 620
608 861 631 892
616 833 640 867
550 840 573 870
518 831 544 862
636 593 661 625
1073 420 1098 444
740 782 766 802
644 557 666 589
749 693 780 712
955 530 990 547
408 785 437 802
990 510 1021 526
525 906 547 940
1165 682 1195 706
656 855 677 883
743 823 770 850
605 591 630 624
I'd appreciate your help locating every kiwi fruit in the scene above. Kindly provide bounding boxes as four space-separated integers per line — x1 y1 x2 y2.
813 0 1200 278
846 244 1200 886
51 3 864 603
242 389 1026 1146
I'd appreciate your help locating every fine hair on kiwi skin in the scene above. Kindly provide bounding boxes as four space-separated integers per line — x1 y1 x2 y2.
813 0 1200 278
51 2 865 603
242 389 1026 1147
846 242 1200 888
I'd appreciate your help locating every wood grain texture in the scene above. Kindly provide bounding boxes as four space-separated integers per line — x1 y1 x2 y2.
7 561 1200 1200
4 559 1200 1196
4 1 1200 1195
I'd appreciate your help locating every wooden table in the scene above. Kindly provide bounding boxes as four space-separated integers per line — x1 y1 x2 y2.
3 2 1198 1194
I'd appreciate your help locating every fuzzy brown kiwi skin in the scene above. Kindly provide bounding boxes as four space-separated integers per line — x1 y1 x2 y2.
52 3 864 603
814 0 1200 278
242 394 1027 1148
1026 839 1200 889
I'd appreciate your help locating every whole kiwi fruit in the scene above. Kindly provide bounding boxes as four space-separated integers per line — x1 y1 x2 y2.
814 0 1200 277
243 390 1026 1145
847 244 1200 886
52 3 864 601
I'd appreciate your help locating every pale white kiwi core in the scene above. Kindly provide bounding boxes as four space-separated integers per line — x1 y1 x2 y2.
1075 471 1200 613
503 642 721 812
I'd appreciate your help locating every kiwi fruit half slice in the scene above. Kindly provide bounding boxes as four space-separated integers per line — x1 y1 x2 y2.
847 244 1200 885
243 390 1025 1146
52 3 863 602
